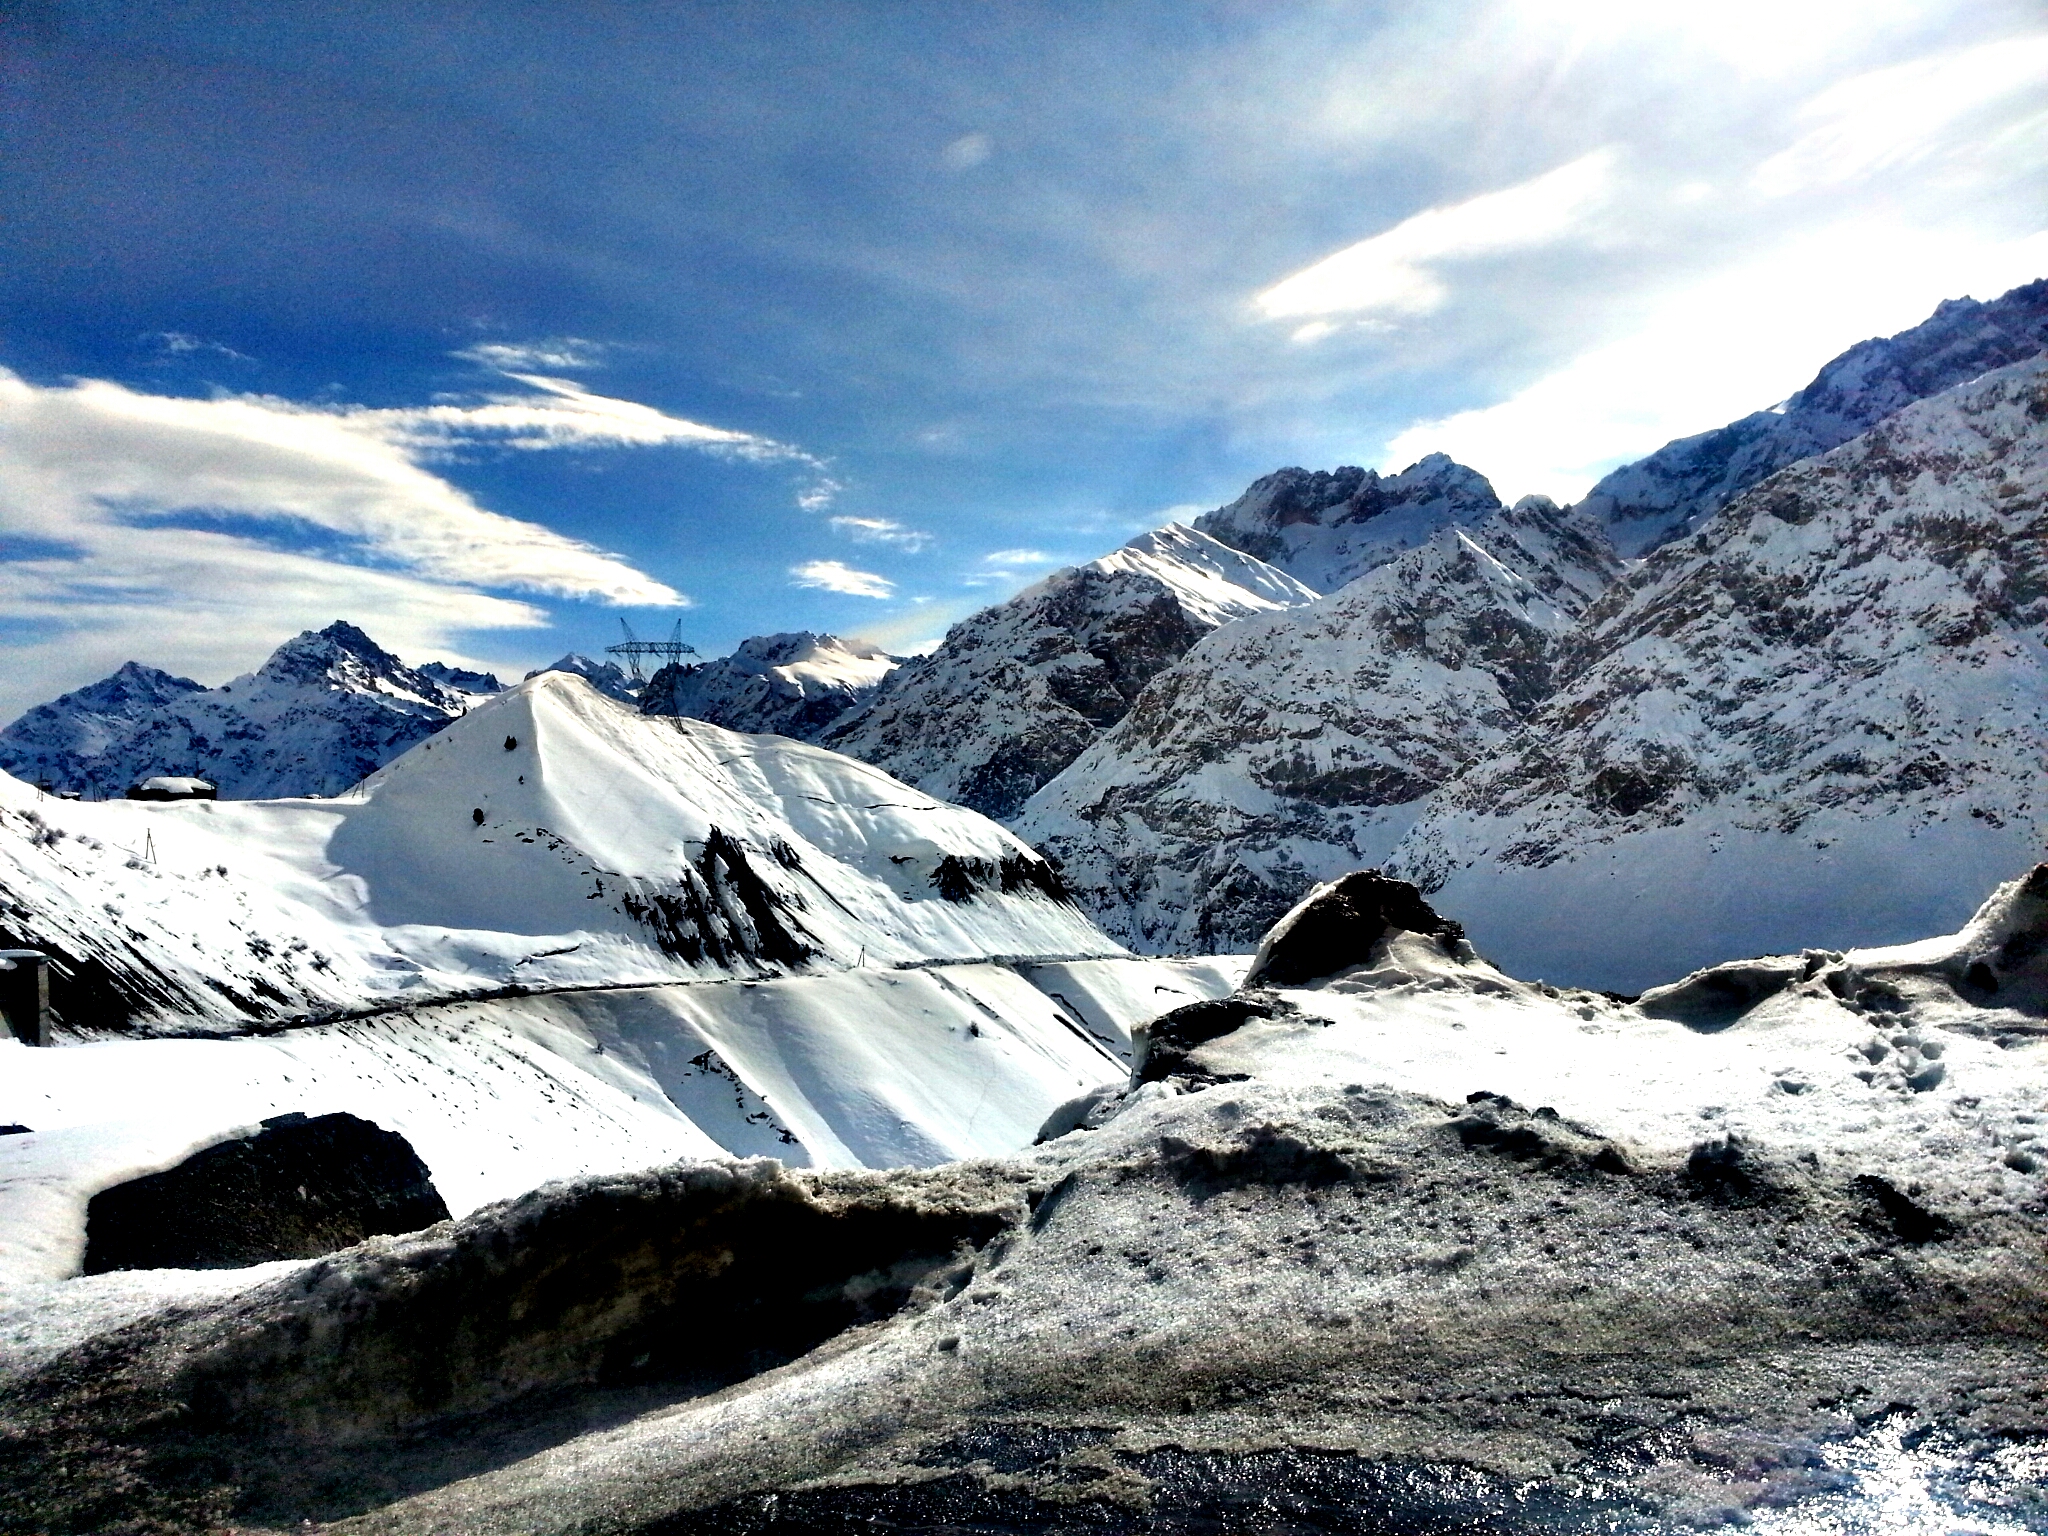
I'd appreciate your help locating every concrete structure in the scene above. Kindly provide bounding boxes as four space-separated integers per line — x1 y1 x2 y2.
0 950 50 1047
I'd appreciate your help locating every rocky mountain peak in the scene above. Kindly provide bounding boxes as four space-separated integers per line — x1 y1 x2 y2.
255 620 441 700
821 526 1314 821
1193 453 1502 593
526 653 637 703
639 631 900 743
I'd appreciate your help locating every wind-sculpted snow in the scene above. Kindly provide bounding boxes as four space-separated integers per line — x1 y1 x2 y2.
1192 451 1503 593
1017 500 1620 953
1391 354 2048 991
0 622 500 800
639 631 898 742
0 670 1117 1034
1583 276 2048 556
823 524 1315 820
4 870 2043 1535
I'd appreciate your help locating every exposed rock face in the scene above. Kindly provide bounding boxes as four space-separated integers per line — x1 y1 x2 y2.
0 622 496 799
639 632 898 742
1192 451 1502 593
1016 501 1620 952
1582 277 2048 556
1389 354 2048 990
823 524 1315 821
82 1112 449 1273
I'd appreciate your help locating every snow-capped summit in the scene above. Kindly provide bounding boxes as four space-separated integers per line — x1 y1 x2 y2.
0 663 207 789
0 622 495 800
824 524 1316 820
525 652 638 703
1192 452 1503 593
640 631 899 742
1581 276 2048 556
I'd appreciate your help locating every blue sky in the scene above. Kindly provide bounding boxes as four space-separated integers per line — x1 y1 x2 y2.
1 0 2043 716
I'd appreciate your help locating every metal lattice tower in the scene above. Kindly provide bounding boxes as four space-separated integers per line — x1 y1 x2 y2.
605 617 698 683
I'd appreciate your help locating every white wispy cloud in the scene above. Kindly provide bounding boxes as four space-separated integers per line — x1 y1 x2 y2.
0 370 682 602
147 332 254 363
452 337 612 371
789 559 895 598
1254 149 1619 323
1752 33 2048 197
981 548 1057 566
942 132 993 169
1380 222 2048 504
961 547 1065 589
830 515 932 551
0 366 786 716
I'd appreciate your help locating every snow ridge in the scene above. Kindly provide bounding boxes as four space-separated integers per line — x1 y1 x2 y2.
1582 277 2048 557
0 671 1119 1034
640 632 899 742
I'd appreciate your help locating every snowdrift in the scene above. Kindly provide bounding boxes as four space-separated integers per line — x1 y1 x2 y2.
5 869 2044 1534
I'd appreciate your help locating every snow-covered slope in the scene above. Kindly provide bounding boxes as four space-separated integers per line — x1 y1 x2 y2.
823 524 1316 820
1388 354 2048 991
0 622 498 800
640 632 899 742
1017 498 1622 952
1582 277 2048 557
0 950 1243 1292
0 670 1122 1034
1191 452 1503 593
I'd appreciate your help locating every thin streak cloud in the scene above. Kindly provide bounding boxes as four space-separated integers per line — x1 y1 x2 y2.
1254 149 1619 322
789 559 894 598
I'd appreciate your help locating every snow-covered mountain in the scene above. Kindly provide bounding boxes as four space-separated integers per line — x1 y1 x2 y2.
0 669 1131 1034
1583 277 2048 557
640 631 899 741
823 523 1316 820
1191 451 1503 593
0 622 499 800
1017 497 1622 951
525 652 638 703
1384 352 2048 991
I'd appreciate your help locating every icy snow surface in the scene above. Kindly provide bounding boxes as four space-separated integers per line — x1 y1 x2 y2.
21 870 2034 1535
0 952 1243 1296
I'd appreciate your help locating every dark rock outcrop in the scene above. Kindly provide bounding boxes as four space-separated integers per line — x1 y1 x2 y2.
1242 871 1465 988
82 1112 450 1273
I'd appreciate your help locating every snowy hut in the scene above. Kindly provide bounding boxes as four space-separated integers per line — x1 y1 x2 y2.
126 776 218 802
